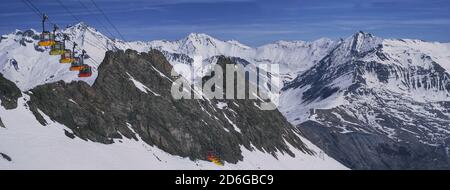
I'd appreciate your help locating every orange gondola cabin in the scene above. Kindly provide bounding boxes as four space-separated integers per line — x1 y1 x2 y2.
70 49 86 71
70 57 84 71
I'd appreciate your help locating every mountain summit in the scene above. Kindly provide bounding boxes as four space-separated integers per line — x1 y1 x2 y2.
0 24 346 169
2 23 450 169
281 30 450 169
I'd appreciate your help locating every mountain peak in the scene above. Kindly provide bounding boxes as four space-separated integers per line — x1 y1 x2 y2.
64 22 98 34
186 33 215 40
72 22 89 28
346 31 382 53
314 37 333 44
353 31 376 39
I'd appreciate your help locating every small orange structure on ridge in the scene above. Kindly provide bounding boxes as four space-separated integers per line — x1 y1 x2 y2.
207 151 224 166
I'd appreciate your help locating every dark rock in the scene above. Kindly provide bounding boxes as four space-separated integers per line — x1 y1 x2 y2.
26 100 48 126
299 119 450 169
0 117 4 128
34 45 45 52
0 153 12 162
0 73 22 109
285 38 450 169
19 38 26 46
31 34 40 41
22 30 35 37
0 35 7 43
64 130 76 139
28 49 311 163
160 50 193 65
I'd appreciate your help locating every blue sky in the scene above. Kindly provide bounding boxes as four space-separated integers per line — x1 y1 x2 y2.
1 0 450 46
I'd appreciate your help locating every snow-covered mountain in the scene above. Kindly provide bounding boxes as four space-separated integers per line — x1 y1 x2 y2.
144 33 337 82
281 32 450 169
0 23 336 91
0 23 345 169
0 23 110 91
3 22 450 169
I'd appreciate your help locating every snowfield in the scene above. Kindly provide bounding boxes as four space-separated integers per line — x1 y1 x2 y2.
0 24 347 169
6 23 450 170
0 96 346 170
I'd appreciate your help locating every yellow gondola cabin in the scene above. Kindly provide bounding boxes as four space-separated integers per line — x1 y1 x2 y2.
49 41 65 55
38 31 55 47
38 14 55 47
60 50 74 63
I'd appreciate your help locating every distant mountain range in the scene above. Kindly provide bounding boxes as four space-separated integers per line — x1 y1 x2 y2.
1 22 450 169
0 23 344 169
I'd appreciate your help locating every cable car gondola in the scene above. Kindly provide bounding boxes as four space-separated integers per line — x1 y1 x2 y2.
78 65 92 78
70 49 85 71
60 42 76 64
38 14 56 47
49 41 65 55
70 57 84 71
60 50 74 63
49 28 66 55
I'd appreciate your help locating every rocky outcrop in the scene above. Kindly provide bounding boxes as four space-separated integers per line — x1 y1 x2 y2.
0 73 22 110
299 111 450 169
0 117 4 128
0 152 12 162
282 32 450 169
28 49 311 163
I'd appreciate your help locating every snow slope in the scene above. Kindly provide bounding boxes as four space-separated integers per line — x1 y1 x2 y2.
0 95 346 170
5 23 450 169
0 23 109 91
0 23 336 91
0 24 347 169
279 32 450 169
280 32 450 124
145 33 338 82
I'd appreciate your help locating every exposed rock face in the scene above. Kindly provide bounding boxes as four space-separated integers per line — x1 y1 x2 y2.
28 49 310 163
0 73 21 110
0 152 12 162
282 32 450 169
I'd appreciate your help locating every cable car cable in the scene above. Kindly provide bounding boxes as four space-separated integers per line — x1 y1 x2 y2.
21 0 100 77
21 0 42 18
23 0 120 71
23 0 57 26
56 0 81 23
88 0 128 43
53 0 109 51
76 0 117 39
